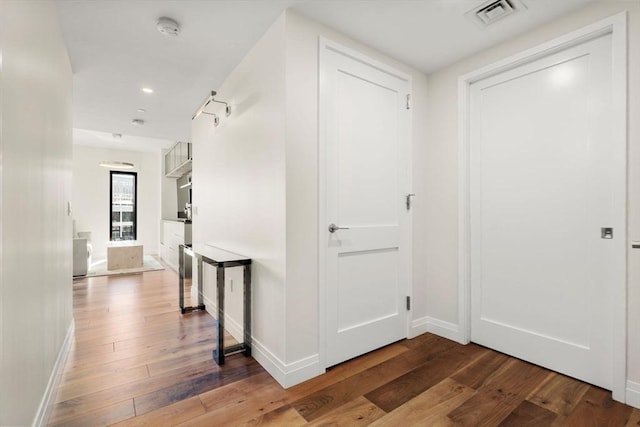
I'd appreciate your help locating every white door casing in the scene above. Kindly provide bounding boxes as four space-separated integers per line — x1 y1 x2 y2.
319 38 412 368
459 14 626 400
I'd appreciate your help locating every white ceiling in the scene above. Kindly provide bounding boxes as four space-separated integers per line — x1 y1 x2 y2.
73 128 177 153
55 0 599 152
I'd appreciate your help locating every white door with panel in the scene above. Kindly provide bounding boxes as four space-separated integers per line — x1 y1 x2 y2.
469 33 623 389
320 40 411 367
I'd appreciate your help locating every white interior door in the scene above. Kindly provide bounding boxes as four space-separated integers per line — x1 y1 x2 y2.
469 33 624 389
320 40 411 367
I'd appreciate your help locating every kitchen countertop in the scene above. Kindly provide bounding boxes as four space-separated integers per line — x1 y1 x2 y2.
163 218 192 224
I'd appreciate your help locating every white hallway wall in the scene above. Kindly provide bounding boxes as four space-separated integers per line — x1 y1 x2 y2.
423 1 640 404
72 145 162 259
0 0 74 425
191 12 288 374
192 10 428 387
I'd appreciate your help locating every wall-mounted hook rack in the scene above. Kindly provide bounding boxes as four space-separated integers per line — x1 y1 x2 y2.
192 90 231 122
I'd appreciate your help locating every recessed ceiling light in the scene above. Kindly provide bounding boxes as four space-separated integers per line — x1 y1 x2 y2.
99 161 134 169
142 87 153 94
112 133 123 139
137 108 146 113
131 119 145 126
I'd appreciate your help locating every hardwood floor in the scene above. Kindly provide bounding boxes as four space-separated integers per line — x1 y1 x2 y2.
49 267 640 426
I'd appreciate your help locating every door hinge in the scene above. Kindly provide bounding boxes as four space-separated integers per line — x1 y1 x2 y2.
406 94 411 110
406 296 411 311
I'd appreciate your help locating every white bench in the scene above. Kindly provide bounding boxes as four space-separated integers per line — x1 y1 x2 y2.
107 240 143 270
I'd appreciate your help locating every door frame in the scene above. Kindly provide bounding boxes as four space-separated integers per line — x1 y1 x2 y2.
318 36 413 370
457 13 627 401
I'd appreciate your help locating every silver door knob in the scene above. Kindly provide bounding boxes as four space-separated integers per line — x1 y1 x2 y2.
328 223 349 233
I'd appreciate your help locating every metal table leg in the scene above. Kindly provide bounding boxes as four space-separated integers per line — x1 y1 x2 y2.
243 264 252 357
212 265 225 365
178 245 185 313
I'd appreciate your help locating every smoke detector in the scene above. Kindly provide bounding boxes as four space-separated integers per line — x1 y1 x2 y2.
156 17 180 37
466 0 527 28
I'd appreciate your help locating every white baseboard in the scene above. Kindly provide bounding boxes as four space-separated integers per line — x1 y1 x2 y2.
423 316 466 344
201 295 244 344
202 295 215 318
197 291 321 388
224 315 244 345
409 316 430 338
33 320 75 427
420 318 640 410
251 338 322 388
626 380 640 409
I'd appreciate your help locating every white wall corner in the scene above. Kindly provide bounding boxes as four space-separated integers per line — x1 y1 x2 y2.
251 339 323 389
33 320 75 427
408 316 430 339
424 316 466 344
626 380 640 409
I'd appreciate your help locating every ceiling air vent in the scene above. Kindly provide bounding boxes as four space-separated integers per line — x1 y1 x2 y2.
465 0 527 28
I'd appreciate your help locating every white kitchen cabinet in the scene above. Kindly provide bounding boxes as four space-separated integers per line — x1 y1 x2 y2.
160 220 192 271
165 141 192 178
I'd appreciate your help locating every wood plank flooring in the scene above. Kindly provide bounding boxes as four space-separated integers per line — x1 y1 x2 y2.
49 266 640 426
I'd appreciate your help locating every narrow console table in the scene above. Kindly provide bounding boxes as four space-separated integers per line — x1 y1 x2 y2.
179 243 252 365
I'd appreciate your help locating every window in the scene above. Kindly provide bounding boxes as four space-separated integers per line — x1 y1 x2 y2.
110 171 137 241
